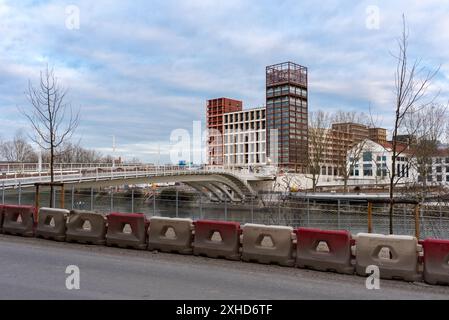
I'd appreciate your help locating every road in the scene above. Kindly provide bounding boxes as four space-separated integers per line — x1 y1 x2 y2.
0 234 448 300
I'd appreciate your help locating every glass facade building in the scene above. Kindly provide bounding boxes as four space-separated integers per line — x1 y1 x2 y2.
266 62 308 171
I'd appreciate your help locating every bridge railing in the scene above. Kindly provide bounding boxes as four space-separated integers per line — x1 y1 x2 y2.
0 164 268 189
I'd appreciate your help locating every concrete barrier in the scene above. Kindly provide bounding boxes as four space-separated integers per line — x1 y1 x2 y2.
2 205 36 237
355 233 421 282
296 227 354 274
422 238 449 285
241 223 295 266
35 207 69 241
193 220 241 260
148 217 193 254
106 212 148 250
66 210 107 245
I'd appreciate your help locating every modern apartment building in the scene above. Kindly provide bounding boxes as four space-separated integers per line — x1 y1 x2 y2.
368 127 387 144
331 123 387 144
331 122 369 143
266 62 308 172
223 107 266 167
308 128 354 176
206 98 242 165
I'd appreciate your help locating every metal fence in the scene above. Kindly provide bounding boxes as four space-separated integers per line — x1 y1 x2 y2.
2 186 449 240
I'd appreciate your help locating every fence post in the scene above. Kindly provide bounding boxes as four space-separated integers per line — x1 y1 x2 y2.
60 184 65 209
176 189 179 218
278 198 281 225
199 192 203 219
131 188 134 213
414 204 420 240
18 181 22 205
153 189 156 216
439 204 443 236
367 202 372 233
337 199 341 230
307 197 310 227
2 181 4 204
224 194 227 221
71 185 75 210
52 187 56 208
403 205 406 234
110 188 114 212
91 187 94 211
35 184 40 211
251 196 254 224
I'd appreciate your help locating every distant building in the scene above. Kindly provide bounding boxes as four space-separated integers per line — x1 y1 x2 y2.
223 107 266 167
331 122 368 143
394 134 417 145
206 98 242 165
308 128 354 177
266 62 308 172
368 127 387 144
346 139 416 183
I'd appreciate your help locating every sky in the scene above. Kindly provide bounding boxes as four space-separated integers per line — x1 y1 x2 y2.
1 0 449 163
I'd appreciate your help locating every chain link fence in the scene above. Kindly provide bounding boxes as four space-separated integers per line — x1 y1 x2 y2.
2 185 449 239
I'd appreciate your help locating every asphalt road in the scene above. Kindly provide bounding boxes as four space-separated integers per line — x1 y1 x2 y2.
0 234 448 300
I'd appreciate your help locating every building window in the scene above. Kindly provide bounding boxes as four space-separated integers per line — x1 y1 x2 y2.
363 152 372 162
363 164 373 176
436 166 442 173
437 175 443 182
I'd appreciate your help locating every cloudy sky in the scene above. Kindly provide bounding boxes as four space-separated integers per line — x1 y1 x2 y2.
1 0 448 163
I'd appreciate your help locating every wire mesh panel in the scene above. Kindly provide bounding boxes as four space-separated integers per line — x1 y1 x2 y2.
2 185 449 239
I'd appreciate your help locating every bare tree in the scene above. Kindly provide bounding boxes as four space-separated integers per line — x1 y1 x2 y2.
20 65 79 207
405 104 447 200
388 15 440 234
0 131 37 162
331 110 373 192
307 111 331 192
331 110 370 127
339 139 367 193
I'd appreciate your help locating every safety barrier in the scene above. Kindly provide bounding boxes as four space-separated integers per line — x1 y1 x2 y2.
66 210 107 245
295 227 354 274
422 238 449 285
355 233 421 282
193 220 241 260
2 199 449 287
35 207 69 241
148 217 193 254
241 223 295 266
2 205 36 237
106 212 148 250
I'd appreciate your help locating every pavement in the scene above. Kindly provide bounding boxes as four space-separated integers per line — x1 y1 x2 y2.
0 234 448 300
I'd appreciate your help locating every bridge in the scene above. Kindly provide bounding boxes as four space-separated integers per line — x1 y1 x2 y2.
0 163 276 202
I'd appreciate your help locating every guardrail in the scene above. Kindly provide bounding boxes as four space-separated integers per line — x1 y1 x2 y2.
1 204 448 286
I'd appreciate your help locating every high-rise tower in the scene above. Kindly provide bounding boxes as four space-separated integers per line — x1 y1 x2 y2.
266 62 308 171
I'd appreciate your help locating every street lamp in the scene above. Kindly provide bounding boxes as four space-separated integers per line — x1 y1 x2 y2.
111 135 116 168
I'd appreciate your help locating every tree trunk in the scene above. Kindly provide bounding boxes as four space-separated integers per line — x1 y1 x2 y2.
49 141 54 208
